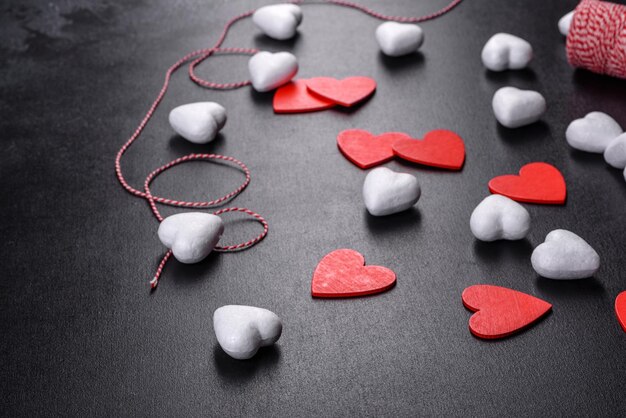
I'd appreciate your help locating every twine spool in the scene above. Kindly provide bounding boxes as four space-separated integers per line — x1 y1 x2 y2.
567 0 626 79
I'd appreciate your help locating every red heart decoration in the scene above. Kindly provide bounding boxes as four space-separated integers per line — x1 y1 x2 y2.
312 249 396 298
488 162 567 204
616 291 626 333
306 76 376 107
273 79 335 114
392 129 465 170
337 129 409 169
462 284 552 339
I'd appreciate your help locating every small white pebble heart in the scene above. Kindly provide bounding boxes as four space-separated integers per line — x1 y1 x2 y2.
248 51 298 92
168 102 226 144
252 4 302 40
158 212 224 264
363 167 421 216
213 305 283 360
558 11 574 36
492 86 546 128
604 133 626 169
481 33 533 71
566 111 623 153
531 229 600 280
470 195 530 241
375 22 424 57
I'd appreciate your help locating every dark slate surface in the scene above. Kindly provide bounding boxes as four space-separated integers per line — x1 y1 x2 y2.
2 0 626 416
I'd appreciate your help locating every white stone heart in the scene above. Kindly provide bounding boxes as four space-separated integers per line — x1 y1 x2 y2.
213 305 282 360
558 11 574 36
248 51 298 92
531 229 600 280
604 133 626 169
375 22 424 57
492 87 546 128
566 112 623 153
481 33 533 71
253 4 302 40
363 167 420 216
470 195 530 241
158 212 224 264
168 102 226 144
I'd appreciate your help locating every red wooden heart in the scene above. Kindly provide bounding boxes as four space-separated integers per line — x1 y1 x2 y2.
392 129 465 170
337 129 409 169
312 249 396 298
273 79 335 114
488 162 567 204
306 76 376 107
462 284 552 339
616 291 626 333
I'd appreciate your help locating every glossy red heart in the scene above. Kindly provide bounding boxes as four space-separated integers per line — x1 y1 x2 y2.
488 162 566 204
392 129 465 170
312 249 396 298
616 291 626 333
462 284 552 339
337 129 409 169
273 79 335 114
306 76 376 107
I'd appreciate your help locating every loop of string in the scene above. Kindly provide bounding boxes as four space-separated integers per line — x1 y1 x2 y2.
115 0 465 289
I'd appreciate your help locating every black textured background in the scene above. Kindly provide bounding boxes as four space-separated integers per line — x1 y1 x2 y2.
2 0 626 416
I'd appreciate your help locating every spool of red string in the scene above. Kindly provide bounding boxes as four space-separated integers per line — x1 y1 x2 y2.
566 0 626 79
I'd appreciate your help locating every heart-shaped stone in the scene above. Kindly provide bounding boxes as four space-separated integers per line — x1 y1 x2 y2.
531 229 600 280
470 194 531 241
273 79 335 113
616 291 626 333
481 33 533 71
248 51 298 92
559 11 574 36
213 305 282 360
252 4 302 40
488 162 566 204
462 284 552 339
337 129 407 169
157 212 224 264
306 76 376 107
312 249 396 298
375 22 424 57
604 133 626 169
363 167 421 216
392 129 465 170
168 102 226 144
492 87 546 128
566 111 623 153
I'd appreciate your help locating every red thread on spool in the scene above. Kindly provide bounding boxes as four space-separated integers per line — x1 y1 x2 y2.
567 0 626 79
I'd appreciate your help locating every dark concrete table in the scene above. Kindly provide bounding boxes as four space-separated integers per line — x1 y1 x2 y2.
2 0 625 416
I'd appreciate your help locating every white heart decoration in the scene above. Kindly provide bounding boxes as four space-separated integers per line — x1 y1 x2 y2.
558 11 574 36
252 4 302 40
492 86 546 128
248 51 298 92
566 112 623 154
157 212 224 264
375 22 424 57
213 305 283 360
604 133 626 169
168 102 226 144
363 167 421 216
531 229 600 280
470 194 531 241
481 33 533 72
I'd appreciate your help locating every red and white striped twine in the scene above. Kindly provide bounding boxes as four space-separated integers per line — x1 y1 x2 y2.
115 0 465 289
567 0 626 79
